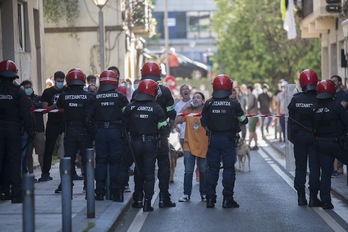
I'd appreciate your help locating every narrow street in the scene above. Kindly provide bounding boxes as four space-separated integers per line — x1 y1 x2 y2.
114 139 348 232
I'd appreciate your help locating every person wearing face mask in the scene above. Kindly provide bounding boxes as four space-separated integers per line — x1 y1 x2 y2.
258 84 273 137
175 92 208 202
20 80 45 181
38 71 66 182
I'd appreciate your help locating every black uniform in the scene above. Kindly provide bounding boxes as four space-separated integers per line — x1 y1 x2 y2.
88 89 129 199
288 91 320 205
124 100 167 208
0 81 34 203
313 99 348 206
201 97 248 207
56 86 94 189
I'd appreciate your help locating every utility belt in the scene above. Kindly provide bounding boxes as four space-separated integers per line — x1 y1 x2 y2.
130 134 158 142
316 137 340 142
96 120 122 129
209 130 237 144
66 120 85 127
317 135 348 151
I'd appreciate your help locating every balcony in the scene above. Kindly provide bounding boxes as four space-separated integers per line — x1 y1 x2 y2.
126 0 154 36
300 0 340 38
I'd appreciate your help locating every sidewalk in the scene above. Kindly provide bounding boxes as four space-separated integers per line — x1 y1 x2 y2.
262 125 348 205
0 162 134 232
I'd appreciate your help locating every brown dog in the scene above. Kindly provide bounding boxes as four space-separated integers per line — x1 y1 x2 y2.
169 144 178 183
236 138 251 172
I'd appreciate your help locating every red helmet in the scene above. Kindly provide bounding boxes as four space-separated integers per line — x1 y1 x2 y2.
316 80 335 99
141 62 161 81
134 79 158 101
117 85 127 96
66 68 86 86
98 70 119 92
0 60 18 79
212 74 233 98
299 69 318 91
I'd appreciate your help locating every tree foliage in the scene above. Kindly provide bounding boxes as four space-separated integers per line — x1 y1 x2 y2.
213 0 321 89
43 0 80 28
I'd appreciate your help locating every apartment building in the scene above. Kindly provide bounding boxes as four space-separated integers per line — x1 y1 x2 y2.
300 0 348 84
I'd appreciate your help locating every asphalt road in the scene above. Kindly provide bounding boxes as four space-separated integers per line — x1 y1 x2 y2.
114 142 348 232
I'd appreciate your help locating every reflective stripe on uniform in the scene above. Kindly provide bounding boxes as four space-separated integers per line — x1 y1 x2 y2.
238 115 246 122
166 105 174 112
158 120 168 129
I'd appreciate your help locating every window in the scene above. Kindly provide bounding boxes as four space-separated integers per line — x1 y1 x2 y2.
187 11 214 39
18 2 30 52
153 10 215 39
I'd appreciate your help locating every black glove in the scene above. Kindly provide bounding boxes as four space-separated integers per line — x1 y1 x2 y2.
84 117 95 135
28 130 36 140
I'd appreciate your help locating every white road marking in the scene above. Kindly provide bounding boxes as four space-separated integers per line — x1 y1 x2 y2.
258 149 347 232
126 180 160 232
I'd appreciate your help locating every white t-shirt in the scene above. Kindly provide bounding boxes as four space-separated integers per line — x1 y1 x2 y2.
175 99 190 139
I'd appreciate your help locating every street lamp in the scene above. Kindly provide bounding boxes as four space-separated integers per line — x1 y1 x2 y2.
93 0 109 72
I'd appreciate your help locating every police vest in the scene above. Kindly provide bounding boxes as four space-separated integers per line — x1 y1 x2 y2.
127 102 160 135
206 98 236 132
0 84 23 124
57 90 92 122
94 91 124 121
291 92 316 129
313 101 347 137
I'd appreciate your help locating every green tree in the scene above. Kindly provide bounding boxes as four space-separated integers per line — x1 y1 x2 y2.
43 0 80 29
213 0 321 89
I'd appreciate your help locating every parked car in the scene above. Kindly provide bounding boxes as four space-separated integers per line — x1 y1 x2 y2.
146 50 208 79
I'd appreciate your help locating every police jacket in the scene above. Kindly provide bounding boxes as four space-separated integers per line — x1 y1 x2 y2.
92 89 129 122
0 81 34 135
132 84 176 121
124 100 167 135
313 99 348 138
56 87 93 123
201 97 248 133
288 91 316 130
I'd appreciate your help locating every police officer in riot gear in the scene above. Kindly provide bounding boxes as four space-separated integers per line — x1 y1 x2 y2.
288 69 321 207
0 60 35 203
55 68 94 193
86 70 129 201
140 62 176 208
313 80 348 210
201 74 248 208
124 79 168 212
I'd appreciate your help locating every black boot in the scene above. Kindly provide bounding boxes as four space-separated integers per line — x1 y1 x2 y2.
297 191 307 206
322 202 334 209
111 190 124 202
206 195 216 208
308 191 321 207
159 194 176 208
143 199 154 212
222 196 239 208
0 186 11 201
132 193 144 208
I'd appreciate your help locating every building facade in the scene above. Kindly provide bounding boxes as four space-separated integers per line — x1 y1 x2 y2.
44 0 154 82
300 0 348 84
0 0 45 94
149 0 217 62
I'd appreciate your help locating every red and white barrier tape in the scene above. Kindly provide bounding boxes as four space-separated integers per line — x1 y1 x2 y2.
30 108 63 113
177 112 286 118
